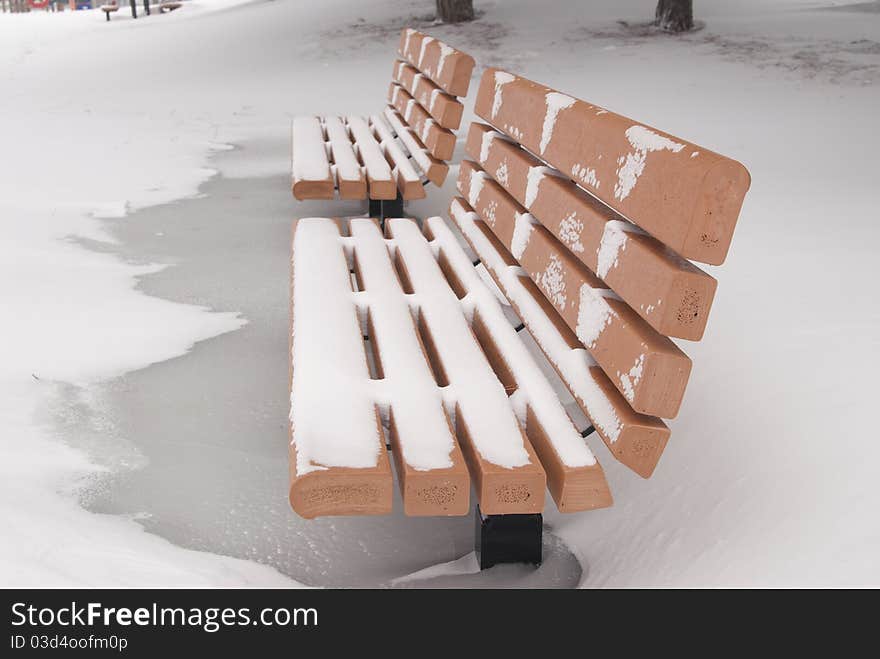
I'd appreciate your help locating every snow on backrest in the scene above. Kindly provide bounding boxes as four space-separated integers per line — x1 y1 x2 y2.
384 30 475 166
447 68 751 478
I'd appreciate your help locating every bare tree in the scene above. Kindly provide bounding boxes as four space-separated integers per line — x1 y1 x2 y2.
436 0 474 24
655 0 693 32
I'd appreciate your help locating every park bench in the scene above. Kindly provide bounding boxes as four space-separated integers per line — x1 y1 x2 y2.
100 1 117 19
288 62 750 570
291 29 475 220
101 1 171 20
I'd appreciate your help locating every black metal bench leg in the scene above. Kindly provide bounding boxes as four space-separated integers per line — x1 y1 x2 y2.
368 192 405 230
144 0 150 15
475 505 543 570
130 0 136 18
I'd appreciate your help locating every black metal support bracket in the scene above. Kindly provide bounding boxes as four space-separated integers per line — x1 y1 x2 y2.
368 193 405 230
475 505 542 570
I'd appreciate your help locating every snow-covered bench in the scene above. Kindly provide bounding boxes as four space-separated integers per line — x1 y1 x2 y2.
291 29 475 220
100 1 118 20
288 67 750 569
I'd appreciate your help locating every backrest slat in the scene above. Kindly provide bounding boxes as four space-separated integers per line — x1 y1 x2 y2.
464 123 718 341
448 68 751 479
391 61 464 130
458 162 692 420
397 29 475 97
473 68 750 265
387 84 456 161
448 199 671 479
384 29 475 189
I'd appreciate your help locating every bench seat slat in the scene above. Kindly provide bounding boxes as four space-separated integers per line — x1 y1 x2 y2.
389 219 548 514
459 161 692 419
381 108 448 187
291 117 334 200
391 61 465 130
423 217 612 510
466 123 718 341
350 218 472 515
473 68 750 265
323 116 367 200
346 116 397 200
397 29 475 98
388 84 456 161
289 219 393 517
369 115 425 201
449 199 671 479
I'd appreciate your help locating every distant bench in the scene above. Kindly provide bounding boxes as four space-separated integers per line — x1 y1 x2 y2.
291 29 475 220
101 1 180 20
288 57 750 569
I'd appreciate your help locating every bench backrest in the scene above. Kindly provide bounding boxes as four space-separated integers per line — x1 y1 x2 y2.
449 68 750 478
384 29 475 186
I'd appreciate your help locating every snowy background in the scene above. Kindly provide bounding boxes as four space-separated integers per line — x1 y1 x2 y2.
1 0 877 587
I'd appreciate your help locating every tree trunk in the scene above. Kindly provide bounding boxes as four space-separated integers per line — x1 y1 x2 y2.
655 0 693 33
436 0 474 24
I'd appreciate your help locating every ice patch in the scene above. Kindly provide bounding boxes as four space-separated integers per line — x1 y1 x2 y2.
492 71 515 119
480 130 496 163
596 220 634 279
614 125 685 202
540 92 576 154
539 253 567 311
494 162 508 188
418 36 435 68
576 285 613 347
436 43 454 78
618 354 645 403
468 169 485 207
572 163 599 189
511 212 536 260
558 213 585 253
525 166 546 207
402 28 415 57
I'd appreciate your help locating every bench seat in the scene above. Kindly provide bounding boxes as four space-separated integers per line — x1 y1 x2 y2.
289 216 613 518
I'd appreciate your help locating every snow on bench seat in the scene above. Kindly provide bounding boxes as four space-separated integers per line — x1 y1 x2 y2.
465 123 718 341
369 113 425 200
421 217 611 510
289 215 621 517
449 198 670 479
324 116 367 200
473 68 751 265
458 161 692 419
345 116 397 201
291 117 334 200
289 219 393 518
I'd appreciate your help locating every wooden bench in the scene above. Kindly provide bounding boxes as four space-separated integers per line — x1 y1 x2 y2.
291 29 475 219
100 1 118 19
288 65 750 569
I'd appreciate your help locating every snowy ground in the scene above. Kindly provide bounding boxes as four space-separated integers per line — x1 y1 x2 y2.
1 0 878 587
